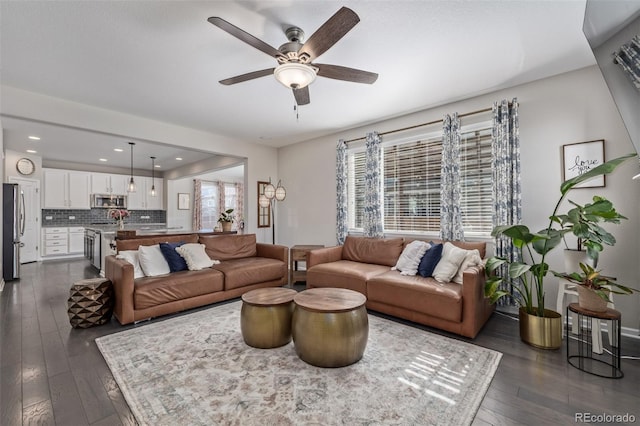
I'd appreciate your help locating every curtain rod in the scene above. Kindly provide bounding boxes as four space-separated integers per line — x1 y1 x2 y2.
343 106 494 144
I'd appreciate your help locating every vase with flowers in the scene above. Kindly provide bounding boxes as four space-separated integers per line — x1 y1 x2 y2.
108 209 130 230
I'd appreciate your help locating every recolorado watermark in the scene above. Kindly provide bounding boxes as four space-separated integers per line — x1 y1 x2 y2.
575 412 636 423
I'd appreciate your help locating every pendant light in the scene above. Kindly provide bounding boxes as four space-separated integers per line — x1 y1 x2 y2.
150 156 157 197
127 142 136 193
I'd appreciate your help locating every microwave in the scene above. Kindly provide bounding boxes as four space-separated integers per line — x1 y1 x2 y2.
91 194 127 208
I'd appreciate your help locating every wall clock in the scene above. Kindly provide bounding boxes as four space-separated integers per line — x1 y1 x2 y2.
16 158 35 175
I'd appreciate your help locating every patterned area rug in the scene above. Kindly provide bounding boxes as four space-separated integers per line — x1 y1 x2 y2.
96 301 501 425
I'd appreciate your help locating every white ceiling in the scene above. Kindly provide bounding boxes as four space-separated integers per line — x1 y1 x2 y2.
1 0 596 170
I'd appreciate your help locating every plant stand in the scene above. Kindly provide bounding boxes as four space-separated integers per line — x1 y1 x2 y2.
566 303 622 378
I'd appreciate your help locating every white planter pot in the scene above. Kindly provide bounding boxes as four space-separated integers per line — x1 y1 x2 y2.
563 249 594 273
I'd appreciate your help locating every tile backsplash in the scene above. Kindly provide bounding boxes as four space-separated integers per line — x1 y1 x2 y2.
42 208 166 226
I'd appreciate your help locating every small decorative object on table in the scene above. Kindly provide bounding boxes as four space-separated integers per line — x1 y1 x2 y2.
218 208 234 232
108 208 130 230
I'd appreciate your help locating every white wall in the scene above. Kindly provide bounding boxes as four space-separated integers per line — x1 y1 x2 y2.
278 66 640 329
1 86 279 242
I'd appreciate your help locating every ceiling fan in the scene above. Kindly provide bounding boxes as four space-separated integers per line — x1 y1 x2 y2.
208 6 378 106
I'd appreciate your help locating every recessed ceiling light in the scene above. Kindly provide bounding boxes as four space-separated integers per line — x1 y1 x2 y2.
114 148 124 152
28 136 41 140
26 149 37 154
154 165 161 168
175 157 183 161
99 158 108 162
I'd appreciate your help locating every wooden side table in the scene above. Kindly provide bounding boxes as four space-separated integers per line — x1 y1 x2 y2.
289 245 324 286
566 303 622 378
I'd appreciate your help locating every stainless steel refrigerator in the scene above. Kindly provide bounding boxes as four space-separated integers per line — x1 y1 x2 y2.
3 183 23 281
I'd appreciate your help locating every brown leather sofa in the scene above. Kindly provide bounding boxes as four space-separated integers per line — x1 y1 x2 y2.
306 236 494 338
104 233 288 325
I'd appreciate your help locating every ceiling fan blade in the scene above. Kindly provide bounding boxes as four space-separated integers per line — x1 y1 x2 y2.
315 64 378 84
219 68 275 85
293 86 310 105
297 7 360 62
208 17 285 60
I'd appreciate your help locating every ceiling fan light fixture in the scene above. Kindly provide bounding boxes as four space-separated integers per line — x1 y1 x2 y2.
274 63 317 89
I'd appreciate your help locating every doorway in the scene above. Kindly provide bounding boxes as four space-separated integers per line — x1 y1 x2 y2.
8 177 40 264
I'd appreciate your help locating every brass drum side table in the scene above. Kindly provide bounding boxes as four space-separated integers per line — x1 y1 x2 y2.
293 287 368 368
566 303 623 379
67 278 114 328
241 287 297 349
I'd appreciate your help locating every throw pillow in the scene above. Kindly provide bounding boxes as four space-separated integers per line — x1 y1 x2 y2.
138 244 171 277
392 241 431 276
176 243 220 271
116 250 144 279
432 242 468 283
159 242 188 272
417 242 443 277
452 249 483 284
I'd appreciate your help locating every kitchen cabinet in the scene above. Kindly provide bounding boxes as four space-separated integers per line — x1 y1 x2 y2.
127 177 164 210
43 168 90 209
41 226 85 257
91 172 129 195
68 226 85 254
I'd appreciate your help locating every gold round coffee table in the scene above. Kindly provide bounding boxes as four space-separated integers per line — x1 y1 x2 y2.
292 287 368 368
241 287 297 349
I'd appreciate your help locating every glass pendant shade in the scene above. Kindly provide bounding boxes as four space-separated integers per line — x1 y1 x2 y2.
128 142 136 193
150 156 157 197
258 194 270 208
264 182 276 199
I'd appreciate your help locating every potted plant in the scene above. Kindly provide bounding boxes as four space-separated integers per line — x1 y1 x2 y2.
218 208 235 232
550 196 626 270
553 263 636 312
485 153 636 349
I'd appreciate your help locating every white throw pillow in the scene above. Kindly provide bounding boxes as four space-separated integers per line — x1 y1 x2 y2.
392 241 431 276
432 242 468 283
452 249 483 284
138 244 171 277
176 243 219 271
116 250 144 279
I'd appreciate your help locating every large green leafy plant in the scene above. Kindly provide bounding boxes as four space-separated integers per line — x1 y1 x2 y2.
485 153 636 316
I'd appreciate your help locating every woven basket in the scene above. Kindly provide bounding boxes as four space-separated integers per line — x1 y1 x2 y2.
576 285 608 312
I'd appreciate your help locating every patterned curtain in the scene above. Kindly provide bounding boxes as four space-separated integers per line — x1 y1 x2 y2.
492 98 521 306
217 181 226 214
336 139 348 245
192 179 202 231
235 182 244 233
614 35 640 90
363 132 384 237
440 113 464 241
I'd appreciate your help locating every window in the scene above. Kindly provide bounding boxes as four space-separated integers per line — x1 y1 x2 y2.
200 181 218 230
346 121 493 237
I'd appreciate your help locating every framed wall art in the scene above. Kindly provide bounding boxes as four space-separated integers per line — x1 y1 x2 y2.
257 181 271 228
178 193 190 210
562 139 605 188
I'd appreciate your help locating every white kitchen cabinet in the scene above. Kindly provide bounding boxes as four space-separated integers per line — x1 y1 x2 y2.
68 226 85 254
127 176 164 210
43 168 90 209
42 227 69 256
91 173 129 195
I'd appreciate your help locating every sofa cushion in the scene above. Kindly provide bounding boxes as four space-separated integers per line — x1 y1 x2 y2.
138 244 171 277
433 242 469 283
342 236 404 267
134 269 224 310
417 243 443 277
393 240 430 275
117 234 198 252
307 260 389 295
176 243 218 271
116 250 144 279
199 234 257 261
159 242 188 272
212 257 284 290
452 249 483 285
367 270 463 323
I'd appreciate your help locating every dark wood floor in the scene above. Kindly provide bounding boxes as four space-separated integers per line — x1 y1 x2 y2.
1 259 639 425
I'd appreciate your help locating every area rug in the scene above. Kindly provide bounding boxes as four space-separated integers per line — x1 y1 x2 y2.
96 301 502 425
